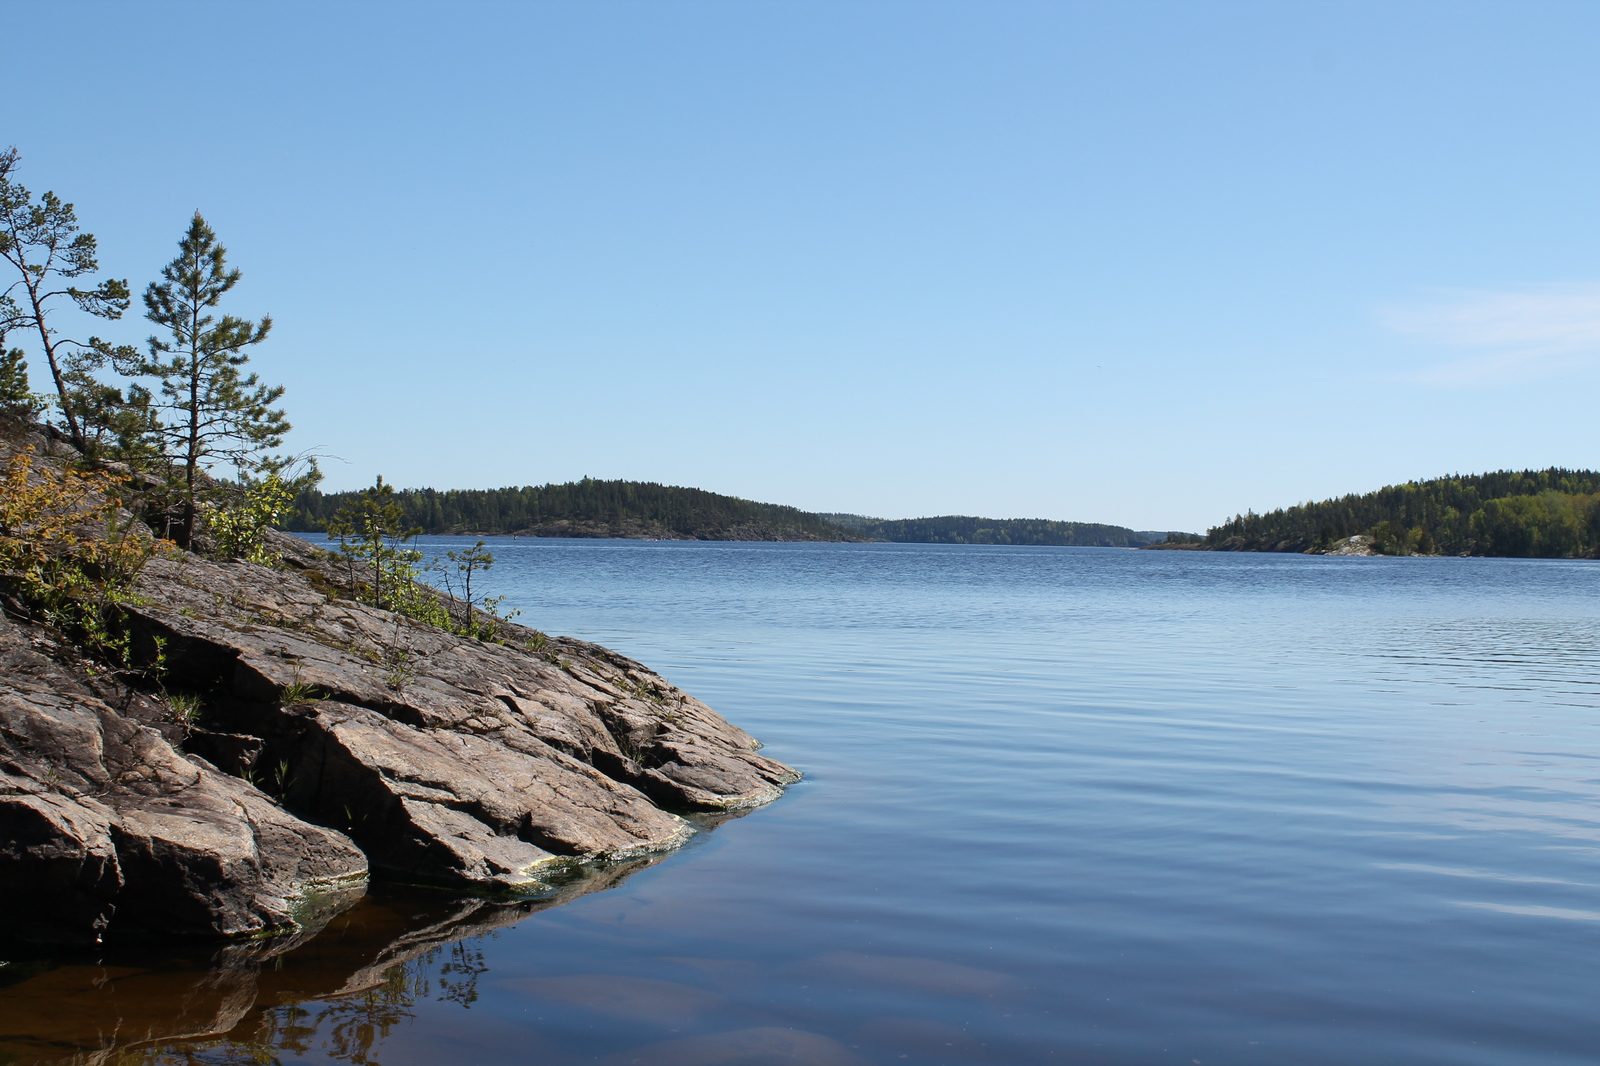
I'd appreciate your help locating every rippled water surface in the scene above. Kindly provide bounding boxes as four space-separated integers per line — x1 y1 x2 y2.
6 540 1600 1065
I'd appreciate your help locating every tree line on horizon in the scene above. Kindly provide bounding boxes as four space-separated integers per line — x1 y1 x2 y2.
1205 468 1600 557
293 470 1600 558
289 478 856 541
290 482 1170 547
822 512 1162 547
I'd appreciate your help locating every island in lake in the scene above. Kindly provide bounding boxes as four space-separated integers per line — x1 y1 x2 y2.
1150 468 1600 558
290 480 1188 546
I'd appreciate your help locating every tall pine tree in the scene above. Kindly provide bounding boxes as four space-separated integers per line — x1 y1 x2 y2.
137 213 287 547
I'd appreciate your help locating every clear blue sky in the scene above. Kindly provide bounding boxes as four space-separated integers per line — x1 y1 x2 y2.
6 1 1598 532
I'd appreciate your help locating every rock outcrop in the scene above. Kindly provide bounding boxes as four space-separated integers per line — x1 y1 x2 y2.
122 533 798 895
0 612 367 945
0 428 798 944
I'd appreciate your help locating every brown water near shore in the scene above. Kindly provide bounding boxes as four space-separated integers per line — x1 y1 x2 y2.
0 856 660 1066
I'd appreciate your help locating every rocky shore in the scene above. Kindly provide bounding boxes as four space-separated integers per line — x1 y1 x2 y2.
0 431 798 947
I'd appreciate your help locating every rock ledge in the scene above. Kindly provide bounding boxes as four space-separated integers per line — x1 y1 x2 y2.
0 436 797 944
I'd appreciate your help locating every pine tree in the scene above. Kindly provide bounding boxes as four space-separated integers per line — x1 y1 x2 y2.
0 147 132 450
136 213 287 547
327 477 424 610
0 343 37 417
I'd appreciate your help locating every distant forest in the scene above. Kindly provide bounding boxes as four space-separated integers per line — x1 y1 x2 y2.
289 481 1176 547
1204 468 1600 557
289 479 858 542
821 513 1165 547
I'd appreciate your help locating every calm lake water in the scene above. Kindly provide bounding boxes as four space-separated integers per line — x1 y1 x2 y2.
5 540 1600 1065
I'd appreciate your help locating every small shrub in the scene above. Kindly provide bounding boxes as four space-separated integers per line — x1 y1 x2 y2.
427 539 521 641
327 476 424 611
383 656 415 692
280 677 324 704
204 473 295 565
167 692 204 723
0 447 169 665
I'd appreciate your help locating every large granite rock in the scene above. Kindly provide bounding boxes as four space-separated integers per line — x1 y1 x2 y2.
116 532 797 895
0 614 368 946
0 420 797 943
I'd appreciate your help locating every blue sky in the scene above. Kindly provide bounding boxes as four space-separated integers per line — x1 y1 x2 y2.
5 1 1598 531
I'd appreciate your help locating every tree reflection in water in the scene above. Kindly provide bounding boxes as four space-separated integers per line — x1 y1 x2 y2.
0 852 665 1066
262 955 429 1066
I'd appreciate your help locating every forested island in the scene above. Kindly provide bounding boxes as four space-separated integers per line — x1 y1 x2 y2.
1190 468 1600 557
289 482 1177 547
291 479 858 541
821 512 1174 547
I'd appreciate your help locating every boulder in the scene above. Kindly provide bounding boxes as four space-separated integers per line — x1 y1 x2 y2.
0 420 797 941
0 615 367 946
113 530 797 894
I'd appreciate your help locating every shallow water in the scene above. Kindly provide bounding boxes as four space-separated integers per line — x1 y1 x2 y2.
5 540 1600 1065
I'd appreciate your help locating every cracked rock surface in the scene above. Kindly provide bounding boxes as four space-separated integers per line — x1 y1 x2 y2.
0 612 368 946
0 419 797 944
0 410 797 944
118 531 798 897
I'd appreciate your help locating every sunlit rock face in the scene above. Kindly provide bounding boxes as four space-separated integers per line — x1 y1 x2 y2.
0 614 368 945
121 531 798 895
0 428 795 943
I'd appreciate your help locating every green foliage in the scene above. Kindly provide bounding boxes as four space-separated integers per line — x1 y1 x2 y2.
848 514 1157 547
1369 521 1434 557
386 577 451 629
0 146 132 453
1208 469 1600 558
205 473 296 565
280 677 324 704
428 539 521 640
328 476 427 612
1469 492 1599 558
0 447 167 667
61 344 160 462
0 345 43 417
167 691 204 724
381 646 416 691
291 482 1185 548
317 482 526 643
130 213 287 546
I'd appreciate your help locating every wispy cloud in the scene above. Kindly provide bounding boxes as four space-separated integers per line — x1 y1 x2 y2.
1381 283 1600 385
1457 901 1600 923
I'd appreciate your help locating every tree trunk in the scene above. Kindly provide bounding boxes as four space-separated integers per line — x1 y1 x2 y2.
26 282 84 452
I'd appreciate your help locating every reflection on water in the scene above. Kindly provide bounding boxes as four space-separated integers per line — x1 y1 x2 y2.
7 543 1600 1065
0 856 661 1066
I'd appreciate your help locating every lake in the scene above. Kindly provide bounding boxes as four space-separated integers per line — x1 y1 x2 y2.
4 540 1599 1065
